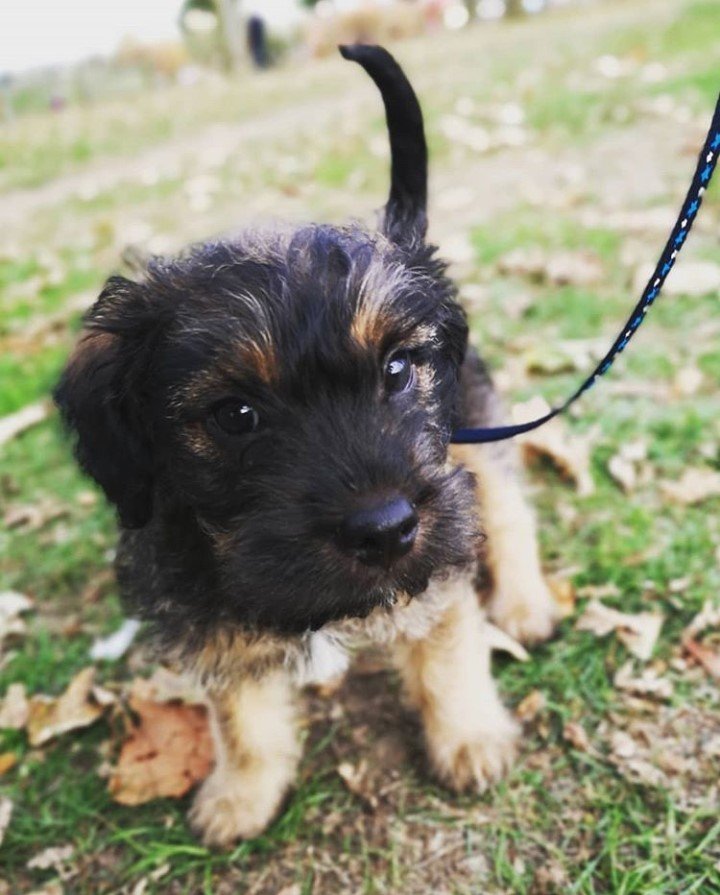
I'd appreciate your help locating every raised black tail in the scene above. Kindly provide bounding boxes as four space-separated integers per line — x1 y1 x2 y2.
339 44 427 242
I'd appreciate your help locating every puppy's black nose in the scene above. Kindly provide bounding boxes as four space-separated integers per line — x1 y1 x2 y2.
338 495 418 568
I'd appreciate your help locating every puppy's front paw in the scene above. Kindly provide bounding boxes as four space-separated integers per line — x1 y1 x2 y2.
428 709 519 793
489 574 559 645
189 769 284 847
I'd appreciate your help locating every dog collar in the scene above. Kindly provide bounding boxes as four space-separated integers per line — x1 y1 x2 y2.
452 92 720 444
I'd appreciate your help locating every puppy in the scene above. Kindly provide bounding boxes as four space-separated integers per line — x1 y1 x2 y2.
55 45 557 846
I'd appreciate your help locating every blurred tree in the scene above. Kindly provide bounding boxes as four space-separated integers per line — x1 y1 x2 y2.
506 0 526 16
181 0 245 71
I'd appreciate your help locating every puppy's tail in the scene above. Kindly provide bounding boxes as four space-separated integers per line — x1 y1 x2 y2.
339 44 427 243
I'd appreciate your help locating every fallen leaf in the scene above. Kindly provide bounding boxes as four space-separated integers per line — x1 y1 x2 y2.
0 591 33 647
610 729 637 759
3 500 67 532
563 721 591 752
336 759 377 811
27 845 74 871
683 638 720 680
661 468 720 505
498 248 602 286
0 798 12 847
614 661 673 699
513 397 595 496
547 575 576 618
0 683 29 729
576 599 663 660
607 439 649 493
0 401 50 448
26 883 63 895
576 583 620 600
544 251 604 286
524 346 578 376
0 753 17 775
673 365 704 397
608 453 637 492
485 622 530 662
90 618 141 662
516 689 545 722
683 601 720 640
27 668 107 746
0 591 33 620
109 695 213 806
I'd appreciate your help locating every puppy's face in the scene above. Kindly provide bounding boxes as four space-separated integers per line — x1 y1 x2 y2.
57 226 477 633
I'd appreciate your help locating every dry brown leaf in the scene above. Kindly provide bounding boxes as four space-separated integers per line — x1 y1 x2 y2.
26 883 63 895
513 397 595 495
90 619 141 662
576 599 663 661
0 798 12 847
516 689 546 722
109 695 213 806
0 591 33 649
683 601 720 640
336 759 378 811
0 401 50 448
27 668 107 746
683 638 720 680
0 753 17 775
614 661 673 700
26 845 74 872
673 366 704 397
547 575 576 618
661 467 720 506
608 453 637 492
0 683 29 729
563 721 591 752
3 500 67 532
576 583 620 600
498 249 602 287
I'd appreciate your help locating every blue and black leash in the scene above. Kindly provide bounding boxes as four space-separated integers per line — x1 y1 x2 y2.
451 92 720 445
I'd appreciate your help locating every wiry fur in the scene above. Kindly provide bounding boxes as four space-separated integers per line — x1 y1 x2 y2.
55 45 556 846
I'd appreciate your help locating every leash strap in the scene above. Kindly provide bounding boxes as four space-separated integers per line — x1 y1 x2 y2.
452 92 720 445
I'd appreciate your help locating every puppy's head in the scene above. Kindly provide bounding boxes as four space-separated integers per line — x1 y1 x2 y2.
55 47 477 634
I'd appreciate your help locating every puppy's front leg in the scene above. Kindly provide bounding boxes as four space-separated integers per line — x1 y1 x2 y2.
190 669 301 847
394 581 518 793
453 438 559 644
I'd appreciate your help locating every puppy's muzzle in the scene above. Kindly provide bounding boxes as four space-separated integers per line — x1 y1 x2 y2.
336 493 418 569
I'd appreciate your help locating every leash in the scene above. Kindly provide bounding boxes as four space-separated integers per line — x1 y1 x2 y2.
451 92 720 445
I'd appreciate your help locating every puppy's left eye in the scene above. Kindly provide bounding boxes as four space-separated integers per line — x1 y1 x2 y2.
211 401 259 436
384 351 414 395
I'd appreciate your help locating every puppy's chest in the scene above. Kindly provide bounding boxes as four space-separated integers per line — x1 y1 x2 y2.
297 570 468 685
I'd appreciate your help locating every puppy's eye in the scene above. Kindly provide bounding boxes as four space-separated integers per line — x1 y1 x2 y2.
384 351 414 394
211 401 259 436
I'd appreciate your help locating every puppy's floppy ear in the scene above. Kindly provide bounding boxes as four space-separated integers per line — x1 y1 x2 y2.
54 275 164 529
339 44 427 244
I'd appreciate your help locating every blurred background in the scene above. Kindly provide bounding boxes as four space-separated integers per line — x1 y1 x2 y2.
1 2 720 894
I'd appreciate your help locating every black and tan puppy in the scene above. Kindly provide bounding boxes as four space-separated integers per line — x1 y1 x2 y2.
55 45 557 846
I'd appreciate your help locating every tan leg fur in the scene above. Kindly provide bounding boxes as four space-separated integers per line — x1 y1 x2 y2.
190 669 301 847
451 441 558 643
394 577 519 792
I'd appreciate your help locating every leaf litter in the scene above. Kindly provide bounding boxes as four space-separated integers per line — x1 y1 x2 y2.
575 599 663 661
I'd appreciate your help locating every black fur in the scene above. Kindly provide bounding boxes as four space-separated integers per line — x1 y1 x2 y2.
55 46 483 647
339 45 428 241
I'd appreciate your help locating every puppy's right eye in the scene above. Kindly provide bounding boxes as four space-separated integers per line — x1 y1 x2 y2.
211 401 259 436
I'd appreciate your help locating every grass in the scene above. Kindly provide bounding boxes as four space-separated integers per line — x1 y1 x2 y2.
2 1 720 892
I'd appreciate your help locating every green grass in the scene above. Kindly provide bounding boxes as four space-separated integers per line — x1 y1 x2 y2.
2 1 720 893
